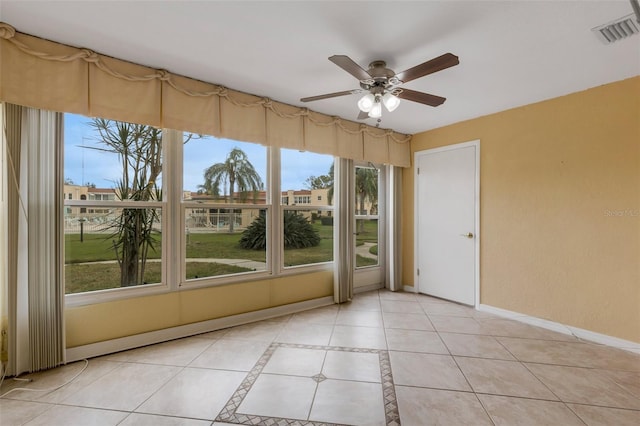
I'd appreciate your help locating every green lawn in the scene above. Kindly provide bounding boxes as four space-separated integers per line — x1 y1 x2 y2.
65 233 159 263
64 220 376 293
186 232 266 262
65 262 252 294
356 254 377 267
355 219 378 244
66 222 340 264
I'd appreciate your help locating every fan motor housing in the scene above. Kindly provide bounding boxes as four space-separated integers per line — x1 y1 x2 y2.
360 60 396 91
368 60 395 81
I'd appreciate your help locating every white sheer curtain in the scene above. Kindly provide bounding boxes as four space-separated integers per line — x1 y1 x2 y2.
3 104 64 375
0 103 8 374
385 165 403 291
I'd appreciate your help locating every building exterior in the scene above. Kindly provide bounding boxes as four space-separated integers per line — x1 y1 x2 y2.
184 188 338 231
63 184 116 214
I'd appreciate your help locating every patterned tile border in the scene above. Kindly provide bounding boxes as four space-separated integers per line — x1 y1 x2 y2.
215 342 400 426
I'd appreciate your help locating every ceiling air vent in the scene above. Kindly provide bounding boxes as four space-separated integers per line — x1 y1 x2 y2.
592 13 639 44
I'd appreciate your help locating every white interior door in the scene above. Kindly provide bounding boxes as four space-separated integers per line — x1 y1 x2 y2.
415 141 478 305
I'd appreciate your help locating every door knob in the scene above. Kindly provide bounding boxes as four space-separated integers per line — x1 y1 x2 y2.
460 232 474 238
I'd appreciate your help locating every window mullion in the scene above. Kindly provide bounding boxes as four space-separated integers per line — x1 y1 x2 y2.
163 129 183 291
269 146 281 275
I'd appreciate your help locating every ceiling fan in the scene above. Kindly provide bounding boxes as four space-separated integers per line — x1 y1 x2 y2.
300 53 459 120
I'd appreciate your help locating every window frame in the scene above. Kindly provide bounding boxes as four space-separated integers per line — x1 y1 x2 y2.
63 121 338 306
278 149 335 273
354 164 383 271
180 202 273 289
279 204 334 273
63 120 171 306
64 199 169 306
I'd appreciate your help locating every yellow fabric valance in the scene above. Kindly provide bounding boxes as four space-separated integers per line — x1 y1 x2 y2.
0 22 411 167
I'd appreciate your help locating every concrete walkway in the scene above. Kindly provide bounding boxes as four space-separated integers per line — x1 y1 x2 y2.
191 258 267 271
72 258 267 271
73 246 377 270
356 242 378 260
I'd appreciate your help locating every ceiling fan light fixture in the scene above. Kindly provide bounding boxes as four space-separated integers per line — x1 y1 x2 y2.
382 92 401 112
368 101 382 118
357 93 375 112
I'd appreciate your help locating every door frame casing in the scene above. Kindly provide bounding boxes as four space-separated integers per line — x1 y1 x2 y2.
413 140 480 308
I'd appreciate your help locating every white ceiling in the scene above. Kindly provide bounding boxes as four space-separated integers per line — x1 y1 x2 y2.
1 1 638 135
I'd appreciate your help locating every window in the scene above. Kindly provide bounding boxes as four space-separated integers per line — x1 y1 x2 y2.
63 113 338 299
65 207 163 294
293 195 311 204
64 115 164 294
281 149 334 268
89 193 116 201
183 136 268 282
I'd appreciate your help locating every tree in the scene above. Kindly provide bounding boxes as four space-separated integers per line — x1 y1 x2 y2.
304 173 333 190
200 147 263 232
355 167 378 233
90 118 162 287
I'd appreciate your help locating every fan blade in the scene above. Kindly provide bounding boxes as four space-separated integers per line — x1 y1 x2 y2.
397 88 446 107
329 55 372 81
395 53 459 84
300 90 360 102
357 110 369 120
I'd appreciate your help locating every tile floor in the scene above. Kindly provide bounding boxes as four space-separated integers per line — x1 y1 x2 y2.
1 290 639 425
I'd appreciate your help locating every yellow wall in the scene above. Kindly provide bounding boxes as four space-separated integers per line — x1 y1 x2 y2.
66 271 333 347
403 77 640 343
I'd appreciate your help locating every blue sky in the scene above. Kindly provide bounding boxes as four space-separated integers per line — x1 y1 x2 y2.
64 114 333 192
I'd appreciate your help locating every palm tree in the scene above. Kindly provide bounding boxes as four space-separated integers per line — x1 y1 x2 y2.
326 163 335 205
201 147 263 232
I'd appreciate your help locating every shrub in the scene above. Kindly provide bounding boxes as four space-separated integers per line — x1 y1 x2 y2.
239 212 267 250
283 212 321 248
240 212 320 250
320 216 333 226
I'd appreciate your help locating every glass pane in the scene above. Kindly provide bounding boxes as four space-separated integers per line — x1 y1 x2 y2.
281 149 334 206
64 113 163 201
185 208 267 280
183 136 266 205
356 218 379 268
355 166 379 268
281 149 334 268
283 209 333 267
64 208 162 294
354 166 379 216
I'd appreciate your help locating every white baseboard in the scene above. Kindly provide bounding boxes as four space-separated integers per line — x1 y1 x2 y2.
478 304 640 354
66 296 334 362
403 285 417 293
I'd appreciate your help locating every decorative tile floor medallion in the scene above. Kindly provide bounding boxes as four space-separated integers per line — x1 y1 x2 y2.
216 342 400 425
311 373 328 383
